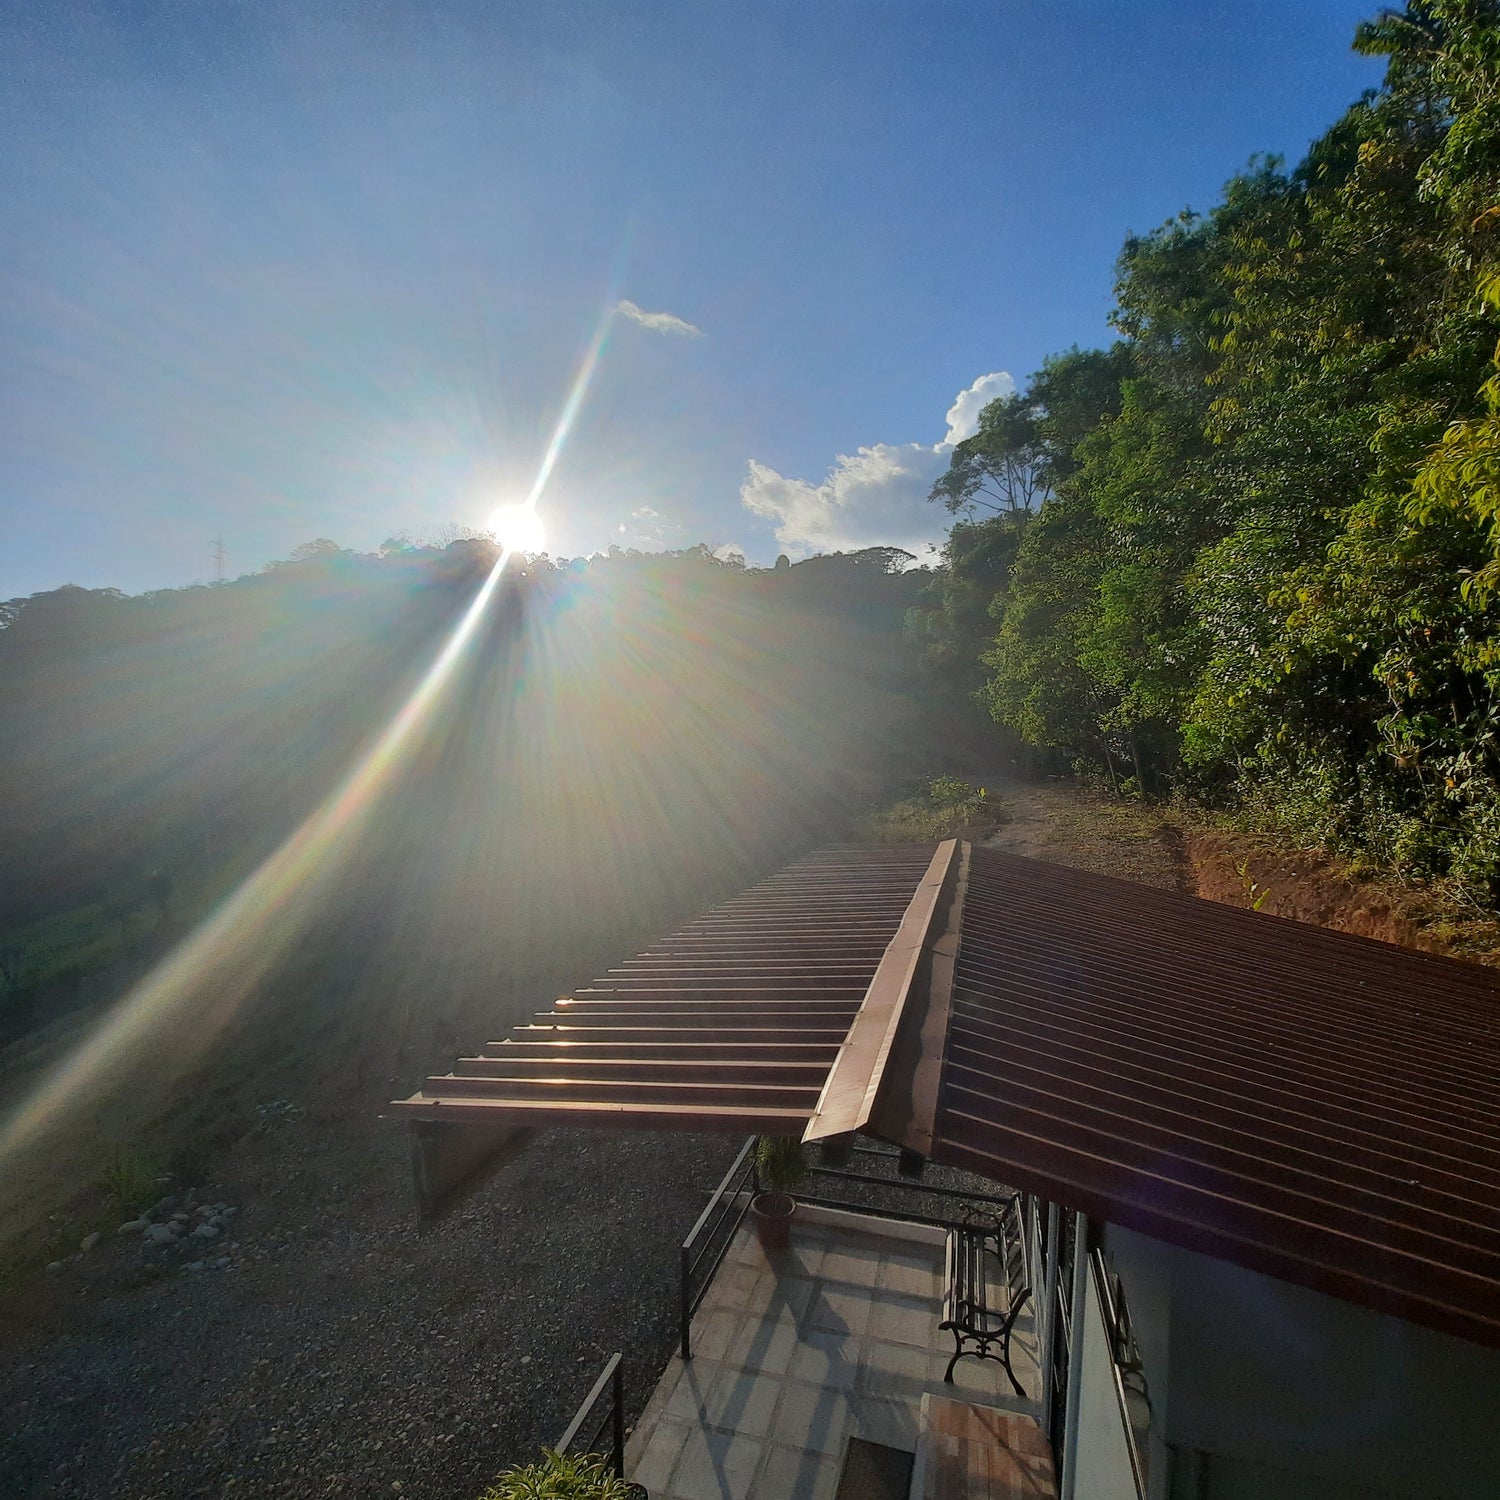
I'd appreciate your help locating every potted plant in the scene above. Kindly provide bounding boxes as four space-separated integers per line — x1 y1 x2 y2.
751 1135 808 1253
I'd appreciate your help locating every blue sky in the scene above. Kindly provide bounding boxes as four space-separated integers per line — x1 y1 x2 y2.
1 1 1384 597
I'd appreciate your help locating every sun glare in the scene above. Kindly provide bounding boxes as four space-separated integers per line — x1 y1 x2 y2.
488 503 547 556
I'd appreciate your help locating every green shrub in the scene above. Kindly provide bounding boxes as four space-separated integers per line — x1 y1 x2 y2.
479 1450 636 1500
99 1148 159 1212
861 776 1003 843
926 775 976 808
755 1135 809 1194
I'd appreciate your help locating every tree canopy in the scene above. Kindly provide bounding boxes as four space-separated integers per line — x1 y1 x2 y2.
920 1 1500 896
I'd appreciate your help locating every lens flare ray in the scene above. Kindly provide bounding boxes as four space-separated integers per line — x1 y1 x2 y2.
0 301 619 1179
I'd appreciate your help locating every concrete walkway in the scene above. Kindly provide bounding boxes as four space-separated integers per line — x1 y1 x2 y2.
625 1211 1040 1500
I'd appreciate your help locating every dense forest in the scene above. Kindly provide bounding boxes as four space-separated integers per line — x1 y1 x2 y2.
912 2 1500 901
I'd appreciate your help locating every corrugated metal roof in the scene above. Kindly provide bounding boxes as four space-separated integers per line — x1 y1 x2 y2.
390 845 936 1134
393 838 1500 1347
931 846 1500 1349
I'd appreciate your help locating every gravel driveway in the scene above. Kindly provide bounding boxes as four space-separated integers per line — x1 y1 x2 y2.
0 1111 739 1499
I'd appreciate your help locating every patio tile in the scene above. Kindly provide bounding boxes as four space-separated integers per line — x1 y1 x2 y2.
867 1294 939 1348
691 1309 741 1363
805 1285 872 1337
877 1252 942 1300
702 1367 783 1438
673 1427 765 1500
633 1217 1026 1500
784 1327 860 1390
630 1416 692 1493
754 1441 841 1500
726 1307 800 1375
666 1359 725 1422
781 1234 828 1281
766 1273 819 1320
771 1381 851 1456
718 1262 773 1314
821 1240 884 1286
727 1232 768 1269
857 1339 932 1398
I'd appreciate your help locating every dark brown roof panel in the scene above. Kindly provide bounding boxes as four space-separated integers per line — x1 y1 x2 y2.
931 846 1500 1349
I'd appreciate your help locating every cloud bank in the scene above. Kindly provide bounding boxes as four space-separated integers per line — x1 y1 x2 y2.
616 299 704 338
739 371 1015 559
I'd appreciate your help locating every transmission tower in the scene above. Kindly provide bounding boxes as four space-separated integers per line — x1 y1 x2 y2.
211 534 226 583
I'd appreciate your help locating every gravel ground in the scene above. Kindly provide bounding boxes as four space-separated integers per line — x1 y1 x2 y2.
0 1109 739 1499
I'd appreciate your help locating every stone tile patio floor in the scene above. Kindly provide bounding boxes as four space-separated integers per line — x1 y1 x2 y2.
624 1215 1041 1500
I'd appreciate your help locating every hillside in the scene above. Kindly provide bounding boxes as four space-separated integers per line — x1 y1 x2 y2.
0 542 948 1246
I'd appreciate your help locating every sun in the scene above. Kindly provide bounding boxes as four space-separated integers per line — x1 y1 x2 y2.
487 503 547 557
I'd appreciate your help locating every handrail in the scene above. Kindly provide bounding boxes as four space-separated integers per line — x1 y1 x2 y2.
678 1134 1025 1357
557 1351 625 1477
679 1137 757 1359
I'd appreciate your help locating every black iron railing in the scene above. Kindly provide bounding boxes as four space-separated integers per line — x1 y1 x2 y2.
679 1136 1023 1360
1047 1207 1076 1455
796 1141 1015 1229
556 1351 625 1477
679 1137 757 1359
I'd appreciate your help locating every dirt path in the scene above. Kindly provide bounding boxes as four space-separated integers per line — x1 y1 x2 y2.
983 780 1191 892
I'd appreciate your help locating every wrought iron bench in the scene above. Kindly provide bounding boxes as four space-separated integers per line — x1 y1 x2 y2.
940 1198 1031 1397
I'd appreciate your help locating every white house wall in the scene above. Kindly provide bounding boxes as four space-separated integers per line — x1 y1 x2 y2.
1072 1264 1147 1500
1103 1226 1500 1499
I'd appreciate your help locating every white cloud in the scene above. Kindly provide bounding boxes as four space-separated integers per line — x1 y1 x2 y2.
739 372 1013 559
616 299 703 338
943 371 1016 445
741 444 948 559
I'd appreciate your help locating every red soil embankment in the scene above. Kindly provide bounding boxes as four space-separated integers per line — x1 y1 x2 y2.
1186 830 1440 952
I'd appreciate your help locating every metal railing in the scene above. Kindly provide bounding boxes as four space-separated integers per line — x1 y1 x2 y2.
556 1351 626 1477
1045 1206 1077 1455
795 1141 1016 1228
679 1136 1022 1359
679 1137 757 1359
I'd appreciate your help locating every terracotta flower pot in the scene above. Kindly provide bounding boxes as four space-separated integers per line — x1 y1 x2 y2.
751 1191 795 1253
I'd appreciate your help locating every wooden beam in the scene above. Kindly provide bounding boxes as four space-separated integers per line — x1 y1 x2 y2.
391 1094 812 1132
802 840 964 1144
873 840 970 1155
407 1120 535 1225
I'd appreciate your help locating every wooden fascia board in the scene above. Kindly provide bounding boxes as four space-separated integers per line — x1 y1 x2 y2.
801 840 964 1146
